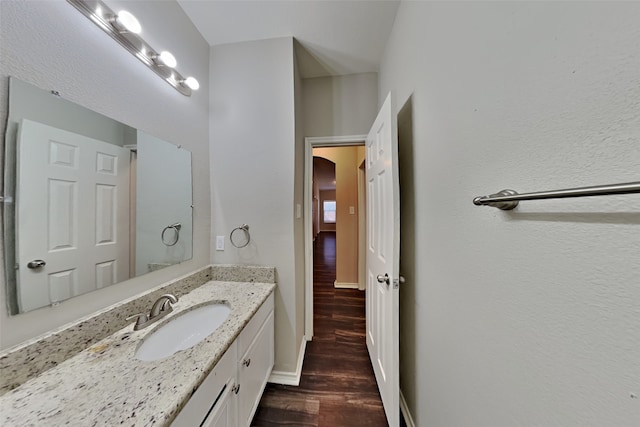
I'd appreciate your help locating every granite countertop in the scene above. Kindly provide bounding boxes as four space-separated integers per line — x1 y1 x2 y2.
0 280 275 426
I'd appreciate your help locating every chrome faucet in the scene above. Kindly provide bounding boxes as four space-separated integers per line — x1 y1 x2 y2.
127 294 179 331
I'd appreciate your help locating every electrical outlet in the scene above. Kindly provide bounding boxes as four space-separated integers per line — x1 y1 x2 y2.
216 235 225 251
349 206 355 214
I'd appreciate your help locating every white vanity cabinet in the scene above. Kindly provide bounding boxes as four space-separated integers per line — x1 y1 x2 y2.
202 372 237 427
237 301 274 426
172 293 274 427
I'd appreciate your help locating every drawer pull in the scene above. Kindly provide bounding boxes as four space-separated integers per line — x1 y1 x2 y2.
242 358 251 367
232 383 240 395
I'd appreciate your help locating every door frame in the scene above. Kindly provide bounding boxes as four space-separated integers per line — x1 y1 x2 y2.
304 135 367 340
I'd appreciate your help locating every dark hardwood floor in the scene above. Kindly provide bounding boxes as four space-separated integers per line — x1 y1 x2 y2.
252 232 388 426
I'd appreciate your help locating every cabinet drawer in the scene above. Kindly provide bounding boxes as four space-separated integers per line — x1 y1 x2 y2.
171 342 237 427
238 293 274 358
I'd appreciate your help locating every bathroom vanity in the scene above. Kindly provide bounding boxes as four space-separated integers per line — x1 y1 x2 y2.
0 266 276 426
172 292 274 427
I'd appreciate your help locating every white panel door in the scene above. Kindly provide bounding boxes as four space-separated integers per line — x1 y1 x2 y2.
16 119 130 311
366 92 400 426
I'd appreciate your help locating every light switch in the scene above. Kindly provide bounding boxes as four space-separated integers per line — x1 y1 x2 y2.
296 203 302 219
216 235 225 251
349 206 355 214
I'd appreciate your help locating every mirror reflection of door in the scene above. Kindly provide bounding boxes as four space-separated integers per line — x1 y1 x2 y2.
16 119 131 312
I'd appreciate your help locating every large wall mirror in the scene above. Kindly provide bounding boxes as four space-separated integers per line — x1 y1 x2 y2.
3 77 193 315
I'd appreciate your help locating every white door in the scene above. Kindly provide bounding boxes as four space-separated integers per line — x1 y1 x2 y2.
366 92 400 426
16 119 130 312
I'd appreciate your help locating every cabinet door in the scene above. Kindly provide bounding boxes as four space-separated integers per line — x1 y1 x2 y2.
171 343 237 427
202 378 237 427
238 311 274 427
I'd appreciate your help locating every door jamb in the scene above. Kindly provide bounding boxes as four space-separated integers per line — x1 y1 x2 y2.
304 135 367 340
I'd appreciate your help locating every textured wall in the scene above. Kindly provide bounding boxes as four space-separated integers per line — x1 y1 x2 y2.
380 2 640 426
302 73 378 137
293 47 306 361
0 0 210 350
209 37 304 374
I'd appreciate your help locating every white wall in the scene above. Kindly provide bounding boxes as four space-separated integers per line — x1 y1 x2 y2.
293 49 306 360
302 73 378 137
0 0 210 350
380 2 640 426
209 37 304 374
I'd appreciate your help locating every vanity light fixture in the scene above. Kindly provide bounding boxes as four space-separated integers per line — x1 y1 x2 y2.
152 51 177 68
67 0 199 96
181 77 200 91
113 10 141 34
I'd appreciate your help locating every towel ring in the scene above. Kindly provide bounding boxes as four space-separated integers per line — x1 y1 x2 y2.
161 223 181 246
230 224 250 248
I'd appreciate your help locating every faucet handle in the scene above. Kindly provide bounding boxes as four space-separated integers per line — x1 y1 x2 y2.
126 313 147 321
126 313 149 330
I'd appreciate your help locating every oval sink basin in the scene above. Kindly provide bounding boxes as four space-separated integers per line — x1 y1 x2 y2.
135 303 231 361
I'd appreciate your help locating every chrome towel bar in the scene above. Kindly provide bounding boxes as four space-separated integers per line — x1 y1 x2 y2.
161 223 182 246
230 224 251 248
473 181 640 210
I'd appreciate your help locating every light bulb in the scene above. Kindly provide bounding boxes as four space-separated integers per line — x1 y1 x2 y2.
115 10 141 34
184 77 199 90
159 51 177 68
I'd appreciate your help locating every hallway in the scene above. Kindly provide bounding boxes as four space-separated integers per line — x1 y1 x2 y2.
252 232 388 426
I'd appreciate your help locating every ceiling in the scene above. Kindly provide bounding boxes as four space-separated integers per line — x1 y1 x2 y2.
177 0 400 78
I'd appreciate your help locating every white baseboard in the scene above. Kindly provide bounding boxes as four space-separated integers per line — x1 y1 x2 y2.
334 281 359 289
268 336 307 386
400 390 416 427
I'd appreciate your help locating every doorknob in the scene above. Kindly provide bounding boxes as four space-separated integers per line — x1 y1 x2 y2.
27 260 46 269
376 273 390 285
